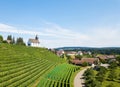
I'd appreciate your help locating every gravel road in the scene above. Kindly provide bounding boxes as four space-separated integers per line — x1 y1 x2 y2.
74 67 89 87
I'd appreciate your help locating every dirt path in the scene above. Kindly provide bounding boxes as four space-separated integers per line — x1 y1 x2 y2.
74 67 89 87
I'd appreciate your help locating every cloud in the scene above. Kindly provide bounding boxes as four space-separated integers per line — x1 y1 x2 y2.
43 22 120 47
83 26 120 47
0 22 120 48
0 22 90 40
0 23 53 36
43 22 90 40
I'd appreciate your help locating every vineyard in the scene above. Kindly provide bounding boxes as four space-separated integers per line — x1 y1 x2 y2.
38 63 80 87
0 44 80 87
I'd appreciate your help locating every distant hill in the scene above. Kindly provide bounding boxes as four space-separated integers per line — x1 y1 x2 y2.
55 47 92 51
55 47 120 54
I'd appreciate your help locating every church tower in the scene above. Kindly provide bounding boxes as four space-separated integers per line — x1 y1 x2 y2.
35 35 38 40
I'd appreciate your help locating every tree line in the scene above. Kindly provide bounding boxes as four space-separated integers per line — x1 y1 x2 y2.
83 56 120 87
56 47 120 55
0 35 26 46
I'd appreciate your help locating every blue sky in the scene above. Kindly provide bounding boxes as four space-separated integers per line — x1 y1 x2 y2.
0 0 120 48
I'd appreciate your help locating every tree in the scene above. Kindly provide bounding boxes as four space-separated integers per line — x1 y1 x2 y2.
84 68 101 87
88 80 101 87
85 73 96 87
0 35 3 43
106 83 116 87
12 37 15 44
7 35 12 44
96 66 107 82
109 61 117 69
7 35 12 40
16 37 26 46
99 59 106 64
82 62 88 67
2 40 7 43
116 55 120 66
84 68 95 77
108 69 118 81
75 55 82 60
66 55 71 60
97 66 107 74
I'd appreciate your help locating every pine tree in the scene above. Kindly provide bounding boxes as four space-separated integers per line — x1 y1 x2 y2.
0 35 3 43
16 37 26 46
12 37 15 44
7 35 12 40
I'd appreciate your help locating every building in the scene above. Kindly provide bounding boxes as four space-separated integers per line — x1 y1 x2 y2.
66 51 77 56
77 51 83 56
100 63 110 68
71 58 99 65
56 49 65 56
28 35 40 47
6 40 11 44
97 55 116 60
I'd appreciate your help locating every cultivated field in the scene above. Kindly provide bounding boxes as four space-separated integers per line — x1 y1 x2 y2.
0 44 80 87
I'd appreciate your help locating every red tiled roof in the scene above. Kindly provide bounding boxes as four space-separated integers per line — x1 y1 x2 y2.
97 55 115 60
71 58 98 64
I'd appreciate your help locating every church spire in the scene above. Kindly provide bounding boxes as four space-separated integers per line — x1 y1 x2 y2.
35 35 38 40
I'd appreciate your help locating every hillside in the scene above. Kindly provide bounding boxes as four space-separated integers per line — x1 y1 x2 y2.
0 44 63 63
0 44 63 87
0 44 80 87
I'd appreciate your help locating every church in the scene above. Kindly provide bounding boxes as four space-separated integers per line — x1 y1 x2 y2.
28 35 40 47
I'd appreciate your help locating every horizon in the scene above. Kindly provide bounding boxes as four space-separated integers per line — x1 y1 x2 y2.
0 0 120 48
55 46 120 49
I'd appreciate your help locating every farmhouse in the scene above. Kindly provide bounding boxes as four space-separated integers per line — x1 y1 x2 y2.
56 49 65 56
100 63 110 68
97 55 116 60
28 35 40 47
71 58 99 65
66 51 77 56
77 51 83 56
6 40 12 44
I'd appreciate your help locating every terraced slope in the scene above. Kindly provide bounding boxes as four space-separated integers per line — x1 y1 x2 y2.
0 44 63 87
0 44 80 87
38 63 80 87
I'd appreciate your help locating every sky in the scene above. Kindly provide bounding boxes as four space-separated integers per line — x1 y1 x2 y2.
0 0 120 48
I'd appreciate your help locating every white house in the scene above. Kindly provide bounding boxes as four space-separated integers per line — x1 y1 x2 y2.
100 63 110 68
28 36 40 47
66 51 77 56
56 49 65 56
77 51 83 56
